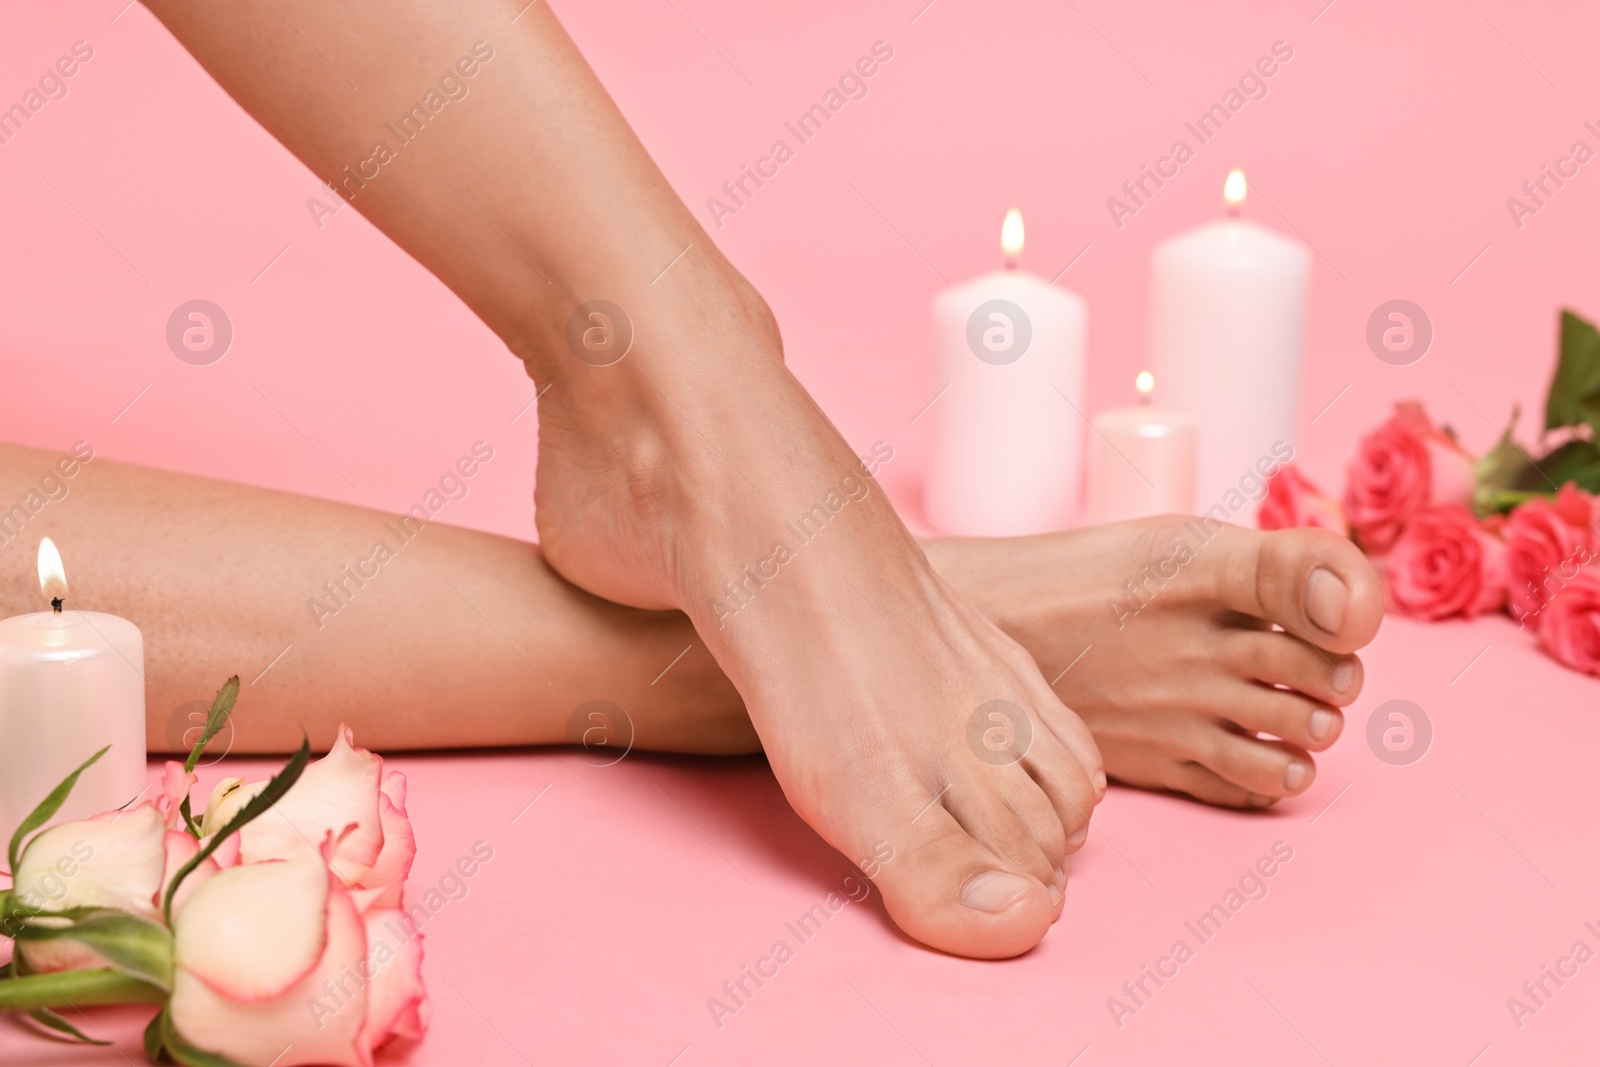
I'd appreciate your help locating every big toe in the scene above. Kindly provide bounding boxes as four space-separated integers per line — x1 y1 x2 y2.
1209 525 1384 654
872 802 1059 959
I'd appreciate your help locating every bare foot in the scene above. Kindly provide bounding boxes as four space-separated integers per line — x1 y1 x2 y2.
926 519 1384 808
527 262 1104 959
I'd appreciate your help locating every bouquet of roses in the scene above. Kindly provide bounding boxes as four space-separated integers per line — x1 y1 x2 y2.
1263 309 1600 677
0 677 428 1065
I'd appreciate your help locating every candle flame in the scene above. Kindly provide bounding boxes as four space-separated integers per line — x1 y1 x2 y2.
38 537 67 603
1223 169 1247 208
1000 208 1024 261
1135 370 1155 396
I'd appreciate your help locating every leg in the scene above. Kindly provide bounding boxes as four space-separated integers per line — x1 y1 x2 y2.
0 442 752 756
143 0 1102 957
5 435 1383 806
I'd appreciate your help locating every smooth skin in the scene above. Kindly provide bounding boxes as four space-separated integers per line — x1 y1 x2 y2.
121 0 1385 958
0 444 1380 888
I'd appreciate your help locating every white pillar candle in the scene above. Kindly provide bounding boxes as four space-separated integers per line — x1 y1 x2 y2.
1087 371 1198 524
1147 170 1309 521
926 209 1087 536
0 538 145 845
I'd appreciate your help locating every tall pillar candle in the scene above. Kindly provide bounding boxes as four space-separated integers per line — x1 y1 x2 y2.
926 210 1087 536
0 538 145 845
1147 170 1309 521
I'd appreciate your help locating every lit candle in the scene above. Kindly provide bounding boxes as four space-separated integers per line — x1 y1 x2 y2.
0 539 145 844
926 209 1088 535
1147 169 1309 520
1087 371 1198 524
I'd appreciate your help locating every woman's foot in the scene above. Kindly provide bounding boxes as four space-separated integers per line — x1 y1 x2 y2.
926 519 1384 808
526 261 1104 959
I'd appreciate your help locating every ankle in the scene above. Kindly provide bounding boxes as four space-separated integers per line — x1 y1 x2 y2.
502 248 780 386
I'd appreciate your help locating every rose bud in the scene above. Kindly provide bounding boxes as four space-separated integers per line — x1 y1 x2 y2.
200 726 414 903
1538 567 1600 676
1344 401 1476 553
10 804 217 973
1385 505 1506 620
1503 490 1598 630
1259 464 1348 535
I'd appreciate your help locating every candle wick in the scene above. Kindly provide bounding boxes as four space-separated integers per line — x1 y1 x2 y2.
1226 205 1241 219
1139 394 1153 408
1003 258 1018 271
51 597 63 614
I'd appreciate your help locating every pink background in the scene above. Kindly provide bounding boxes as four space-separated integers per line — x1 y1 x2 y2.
2 0 1599 1063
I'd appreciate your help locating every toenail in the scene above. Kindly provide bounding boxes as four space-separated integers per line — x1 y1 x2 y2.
1332 665 1354 694
1065 827 1088 850
1284 762 1310 791
1309 709 1338 741
1092 769 1107 797
1246 793 1274 808
1048 881 1063 907
1305 567 1348 633
961 871 1034 914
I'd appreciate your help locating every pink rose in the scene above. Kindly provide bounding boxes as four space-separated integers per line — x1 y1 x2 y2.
8 803 219 973
169 856 428 1067
1538 567 1600 676
1503 488 1598 629
199 725 416 904
1385 505 1506 620
1344 402 1477 553
1259 465 1348 534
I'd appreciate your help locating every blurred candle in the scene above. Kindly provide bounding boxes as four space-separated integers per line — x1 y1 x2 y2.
1147 170 1309 520
1087 371 1198 524
926 209 1087 535
0 538 145 845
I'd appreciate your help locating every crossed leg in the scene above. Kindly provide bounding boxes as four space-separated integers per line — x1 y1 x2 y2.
139 0 1116 958
3 442 1382 958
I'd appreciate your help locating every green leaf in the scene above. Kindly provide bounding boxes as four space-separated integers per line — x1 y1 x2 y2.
0 967 165 1012
1546 310 1600 436
179 675 241 837
25 1005 112 1044
144 1009 168 1062
161 1004 252 1067
7 746 109 874
163 734 311 925
15 910 174 992
1474 433 1600 514
1527 439 1600 492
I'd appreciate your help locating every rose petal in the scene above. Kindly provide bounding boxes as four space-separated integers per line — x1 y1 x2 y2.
199 777 253 837
14 804 166 918
156 762 197 832
14 805 169 973
358 907 429 1052
237 726 384 886
358 772 416 909
162 830 220 918
174 858 330 1002
171 868 370 1067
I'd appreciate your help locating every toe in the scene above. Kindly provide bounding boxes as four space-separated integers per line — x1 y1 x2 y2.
1033 691 1107 801
1213 684 1344 752
1224 629 1363 707
944 770 1061 886
1162 760 1270 809
1204 526 1384 655
872 801 1058 959
1019 727 1094 856
1196 726 1317 798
